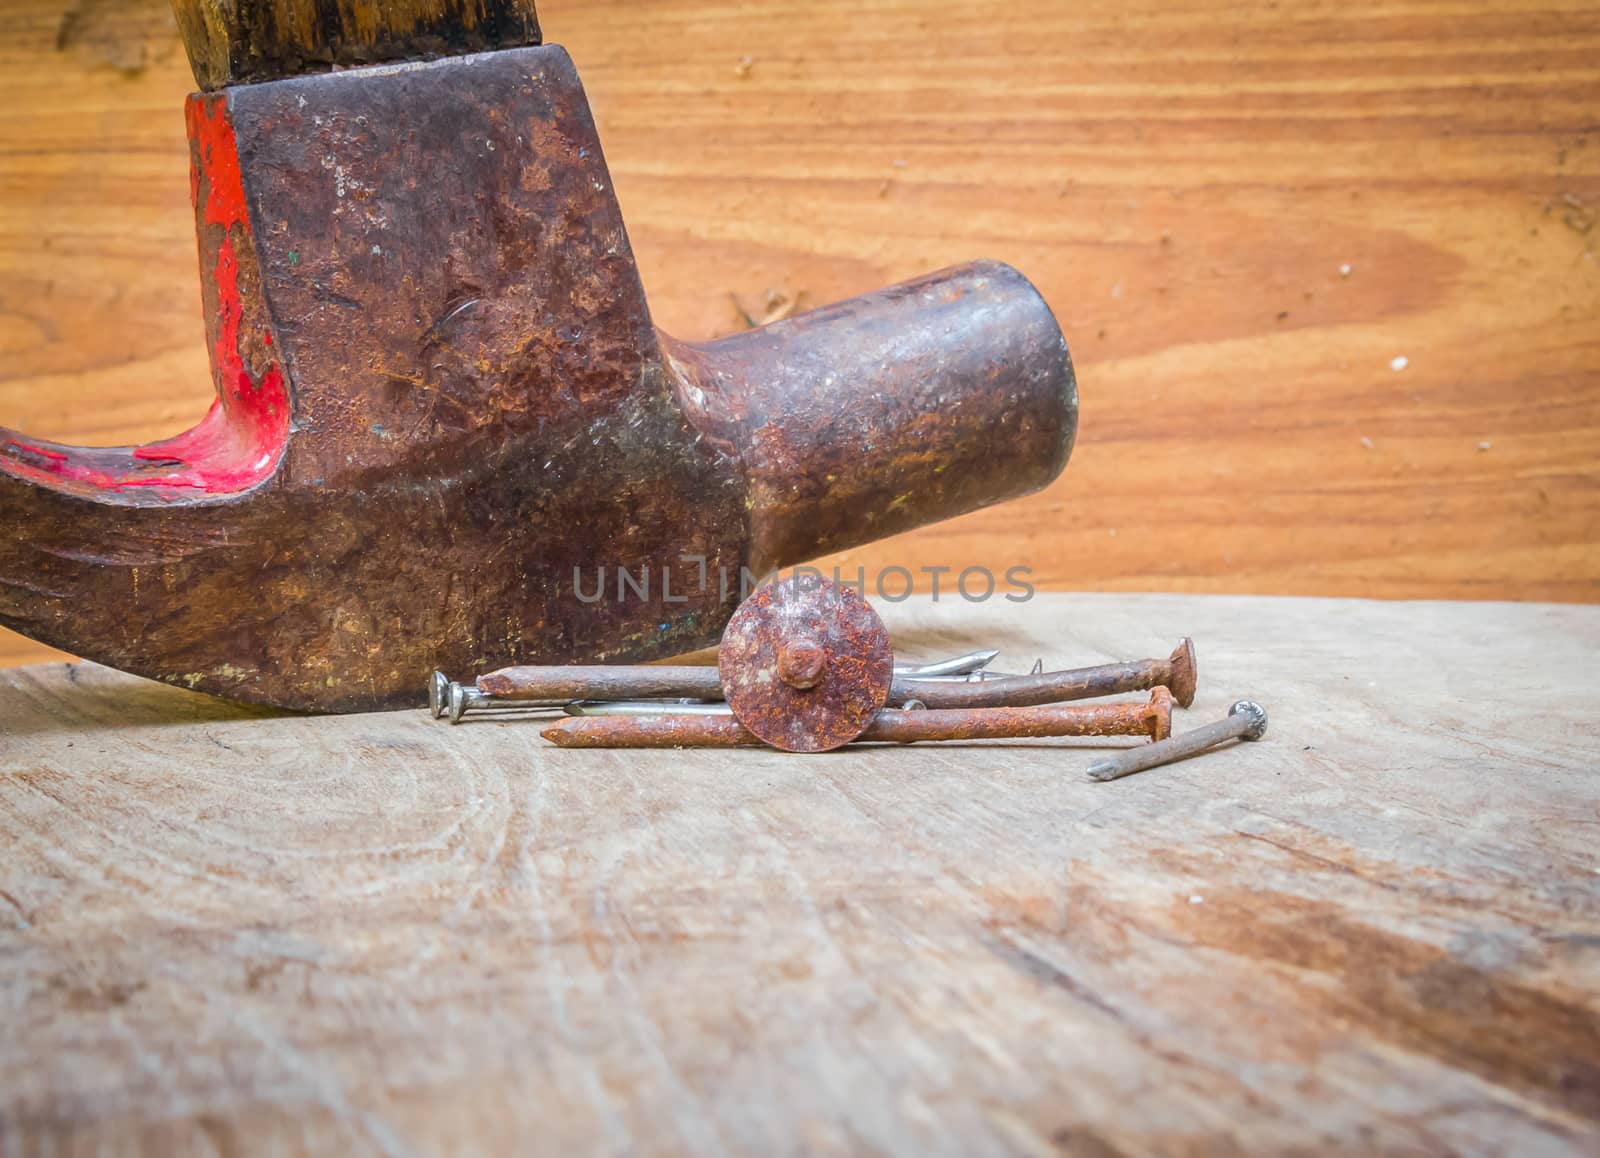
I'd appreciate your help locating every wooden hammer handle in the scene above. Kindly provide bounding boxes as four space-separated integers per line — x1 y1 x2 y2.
173 0 543 90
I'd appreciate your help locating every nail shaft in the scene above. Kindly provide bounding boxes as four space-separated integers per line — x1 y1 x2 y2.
893 639 1196 710
1087 700 1267 782
543 715 761 748
564 701 735 717
897 669 1030 683
893 650 1000 678
540 689 1172 750
480 665 725 701
861 689 1172 744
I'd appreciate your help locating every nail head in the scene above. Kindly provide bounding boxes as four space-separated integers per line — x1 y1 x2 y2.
1229 700 1269 740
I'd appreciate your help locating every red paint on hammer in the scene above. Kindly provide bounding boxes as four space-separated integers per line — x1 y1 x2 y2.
0 98 289 499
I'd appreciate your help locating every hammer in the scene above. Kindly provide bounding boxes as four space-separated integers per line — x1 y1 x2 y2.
0 1 1078 712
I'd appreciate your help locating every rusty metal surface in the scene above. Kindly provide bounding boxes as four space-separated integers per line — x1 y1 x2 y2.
895 639 1197 710
541 715 761 750
477 666 723 703
0 47 1077 713
538 689 1172 750
665 263 1076 572
719 578 894 753
861 689 1173 744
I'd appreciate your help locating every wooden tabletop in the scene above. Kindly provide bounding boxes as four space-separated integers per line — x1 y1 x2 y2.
2 594 1596 1153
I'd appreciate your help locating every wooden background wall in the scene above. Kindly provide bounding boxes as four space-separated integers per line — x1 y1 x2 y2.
2 0 1597 668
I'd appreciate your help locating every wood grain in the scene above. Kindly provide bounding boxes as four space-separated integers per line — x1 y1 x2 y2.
172 0 542 89
2 0 1598 669
2 593 1597 1152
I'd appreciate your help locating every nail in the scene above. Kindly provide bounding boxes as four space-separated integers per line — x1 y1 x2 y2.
563 701 734 717
861 688 1172 744
893 649 1001 678
477 665 725 702
454 648 997 719
444 637 1193 723
442 665 726 721
432 672 562 719
892 638 1196 709
776 634 828 689
897 668 1028 683
540 689 1172 750
542 714 761 748
1087 700 1267 782
448 681 495 724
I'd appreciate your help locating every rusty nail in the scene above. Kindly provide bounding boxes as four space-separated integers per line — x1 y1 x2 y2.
894 638 1197 710
539 688 1172 750
860 688 1172 745
442 636 1197 723
718 576 894 752
776 634 829 689
542 715 762 749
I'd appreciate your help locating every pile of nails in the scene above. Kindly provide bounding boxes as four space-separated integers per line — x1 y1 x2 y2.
428 576 1267 780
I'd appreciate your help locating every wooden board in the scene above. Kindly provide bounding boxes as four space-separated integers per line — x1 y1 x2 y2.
2 0 1599 671
2 593 1597 1153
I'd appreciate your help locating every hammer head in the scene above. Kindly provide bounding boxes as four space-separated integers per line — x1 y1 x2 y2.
0 20 1077 712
